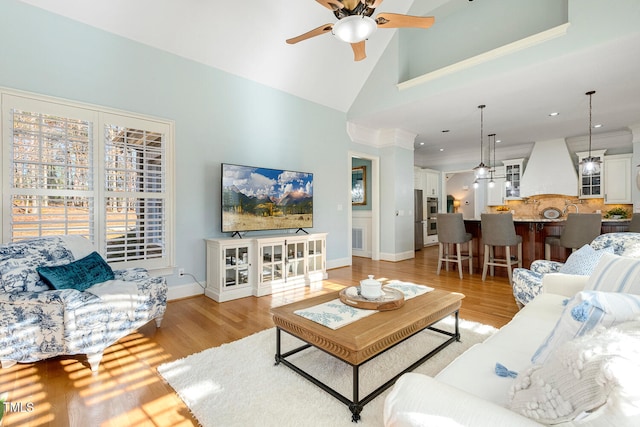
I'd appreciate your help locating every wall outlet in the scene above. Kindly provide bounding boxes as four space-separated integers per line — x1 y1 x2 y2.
178 268 185 276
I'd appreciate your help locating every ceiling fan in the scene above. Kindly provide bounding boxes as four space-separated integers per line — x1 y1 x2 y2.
286 0 435 61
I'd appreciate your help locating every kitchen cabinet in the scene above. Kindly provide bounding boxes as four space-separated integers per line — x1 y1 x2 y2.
576 149 606 199
424 170 440 197
414 167 425 190
604 154 632 204
486 166 506 206
503 158 524 200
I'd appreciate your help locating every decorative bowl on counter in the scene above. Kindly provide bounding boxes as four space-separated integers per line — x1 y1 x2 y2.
541 207 562 219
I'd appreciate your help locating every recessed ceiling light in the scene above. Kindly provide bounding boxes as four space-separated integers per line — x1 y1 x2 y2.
419 142 425 145
549 112 559 117
439 148 444 152
496 139 502 143
594 124 603 128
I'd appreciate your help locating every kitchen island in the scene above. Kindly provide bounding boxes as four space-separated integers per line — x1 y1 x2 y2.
463 217 630 272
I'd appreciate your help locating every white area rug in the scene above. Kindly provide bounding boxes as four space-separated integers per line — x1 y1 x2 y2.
157 316 497 427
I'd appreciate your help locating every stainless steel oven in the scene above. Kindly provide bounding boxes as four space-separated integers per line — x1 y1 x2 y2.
426 198 438 235
427 197 438 216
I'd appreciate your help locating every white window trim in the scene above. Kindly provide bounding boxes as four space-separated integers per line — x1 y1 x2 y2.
1 87 175 276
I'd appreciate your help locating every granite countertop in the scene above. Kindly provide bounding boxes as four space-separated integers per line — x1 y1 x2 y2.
465 217 631 223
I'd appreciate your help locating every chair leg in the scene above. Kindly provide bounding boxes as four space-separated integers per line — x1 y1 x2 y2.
468 241 473 275
517 242 523 268
489 246 495 277
437 243 443 275
506 246 513 284
456 243 463 279
482 244 489 281
445 243 450 271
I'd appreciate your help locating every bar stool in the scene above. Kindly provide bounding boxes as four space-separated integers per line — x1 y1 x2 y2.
629 213 640 232
436 213 473 279
544 213 601 260
480 213 522 284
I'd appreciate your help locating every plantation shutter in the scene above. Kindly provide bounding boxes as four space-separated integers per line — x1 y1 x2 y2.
103 114 168 264
2 93 174 272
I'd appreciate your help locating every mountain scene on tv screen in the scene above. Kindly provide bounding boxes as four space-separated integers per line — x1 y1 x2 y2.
222 165 313 232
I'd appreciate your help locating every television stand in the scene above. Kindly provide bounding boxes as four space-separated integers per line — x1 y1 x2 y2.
295 228 309 234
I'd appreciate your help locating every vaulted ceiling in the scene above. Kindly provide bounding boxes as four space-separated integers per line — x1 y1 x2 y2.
18 0 640 171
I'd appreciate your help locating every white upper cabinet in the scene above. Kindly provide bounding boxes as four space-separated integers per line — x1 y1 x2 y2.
576 149 606 199
503 158 525 200
604 153 632 204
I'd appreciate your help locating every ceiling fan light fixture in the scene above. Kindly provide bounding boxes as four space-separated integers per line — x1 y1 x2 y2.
332 15 377 43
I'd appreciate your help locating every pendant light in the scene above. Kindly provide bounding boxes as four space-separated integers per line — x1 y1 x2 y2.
580 90 601 176
488 133 496 188
473 105 488 179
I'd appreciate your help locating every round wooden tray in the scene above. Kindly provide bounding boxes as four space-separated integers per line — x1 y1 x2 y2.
339 286 405 311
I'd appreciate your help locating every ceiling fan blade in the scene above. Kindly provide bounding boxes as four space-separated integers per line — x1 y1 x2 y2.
376 13 435 29
286 23 334 44
361 0 385 8
316 0 344 11
351 41 366 61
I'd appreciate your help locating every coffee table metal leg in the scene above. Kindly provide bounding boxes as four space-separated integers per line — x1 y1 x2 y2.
350 365 362 422
274 312 461 422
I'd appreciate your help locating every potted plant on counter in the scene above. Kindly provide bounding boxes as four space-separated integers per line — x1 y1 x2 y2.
604 207 630 219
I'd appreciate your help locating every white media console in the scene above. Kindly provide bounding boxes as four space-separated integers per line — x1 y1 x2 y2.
205 233 327 302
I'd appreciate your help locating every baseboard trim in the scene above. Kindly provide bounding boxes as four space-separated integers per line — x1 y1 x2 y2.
167 282 205 301
380 251 415 262
327 257 351 270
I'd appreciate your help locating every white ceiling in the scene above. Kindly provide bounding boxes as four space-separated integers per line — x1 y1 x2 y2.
17 0 640 171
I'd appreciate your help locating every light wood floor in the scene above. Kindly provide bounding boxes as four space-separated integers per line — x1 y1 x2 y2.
0 245 519 426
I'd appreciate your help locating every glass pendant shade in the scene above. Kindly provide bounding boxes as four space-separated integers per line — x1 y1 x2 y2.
332 15 377 43
580 91 601 176
473 105 487 178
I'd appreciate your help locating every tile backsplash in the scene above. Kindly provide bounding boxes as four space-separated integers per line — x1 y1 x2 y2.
487 194 632 219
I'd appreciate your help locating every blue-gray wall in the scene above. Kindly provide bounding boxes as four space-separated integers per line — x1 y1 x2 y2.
0 0 353 289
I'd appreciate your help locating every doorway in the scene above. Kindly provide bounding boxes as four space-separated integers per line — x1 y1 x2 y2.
348 151 380 261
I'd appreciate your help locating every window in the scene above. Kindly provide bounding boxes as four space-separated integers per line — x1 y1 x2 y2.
2 92 174 272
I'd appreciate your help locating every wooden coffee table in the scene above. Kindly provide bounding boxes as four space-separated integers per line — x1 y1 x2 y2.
271 288 464 421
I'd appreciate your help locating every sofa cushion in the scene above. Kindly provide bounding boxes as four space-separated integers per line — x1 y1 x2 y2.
37 251 114 292
585 252 640 294
509 320 640 425
532 291 640 364
435 294 566 406
558 244 613 275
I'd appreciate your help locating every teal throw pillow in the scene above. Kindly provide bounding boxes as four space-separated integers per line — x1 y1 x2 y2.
37 251 114 292
558 244 613 275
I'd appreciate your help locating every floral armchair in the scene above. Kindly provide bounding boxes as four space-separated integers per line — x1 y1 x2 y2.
512 232 640 307
0 235 167 371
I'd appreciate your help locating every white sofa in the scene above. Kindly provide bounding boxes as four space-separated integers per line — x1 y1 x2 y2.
384 252 640 426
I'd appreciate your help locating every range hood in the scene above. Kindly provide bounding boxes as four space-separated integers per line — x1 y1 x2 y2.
520 139 578 197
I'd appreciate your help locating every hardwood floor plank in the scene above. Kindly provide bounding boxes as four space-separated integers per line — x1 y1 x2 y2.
0 246 519 426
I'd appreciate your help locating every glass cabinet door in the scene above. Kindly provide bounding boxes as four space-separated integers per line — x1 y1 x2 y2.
261 243 284 283
286 241 305 278
223 246 250 288
308 238 323 273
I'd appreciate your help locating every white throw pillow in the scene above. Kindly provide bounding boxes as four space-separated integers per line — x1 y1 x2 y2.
558 244 613 275
585 252 640 294
509 320 640 425
531 291 640 364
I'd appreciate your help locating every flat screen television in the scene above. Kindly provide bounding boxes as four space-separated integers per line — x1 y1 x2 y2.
221 163 313 233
